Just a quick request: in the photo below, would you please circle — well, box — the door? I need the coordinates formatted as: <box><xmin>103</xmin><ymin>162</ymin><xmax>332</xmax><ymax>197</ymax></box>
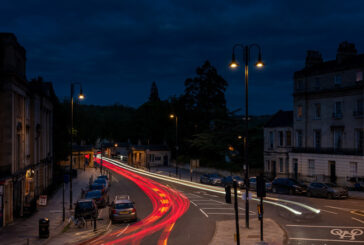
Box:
<box><xmin>293</xmin><ymin>161</ymin><xmax>298</xmax><ymax>180</ymax></box>
<box><xmin>163</xmin><ymin>155</ymin><xmax>168</xmax><ymax>166</ymax></box>
<box><xmin>272</xmin><ymin>161</ymin><xmax>276</xmax><ymax>178</ymax></box>
<box><xmin>329</xmin><ymin>161</ymin><xmax>336</xmax><ymax>183</ymax></box>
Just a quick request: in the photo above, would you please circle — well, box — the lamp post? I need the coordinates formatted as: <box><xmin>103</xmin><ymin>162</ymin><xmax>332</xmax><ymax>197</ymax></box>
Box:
<box><xmin>229</xmin><ymin>43</ymin><xmax>264</xmax><ymax>228</ymax></box>
<box><xmin>169</xmin><ymin>114</ymin><xmax>178</xmax><ymax>177</ymax></box>
<box><xmin>70</xmin><ymin>82</ymin><xmax>84</xmax><ymax>210</ymax></box>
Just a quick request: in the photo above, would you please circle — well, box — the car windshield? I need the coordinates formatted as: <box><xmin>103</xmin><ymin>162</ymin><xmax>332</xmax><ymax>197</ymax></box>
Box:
<box><xmin>233</xmin><ymin>176</ymin><xmax>243</xmax><ymax>181</ymax></box>
<box><xmin>115</xmin><ymin>203</ymin><xmax>134</xmax><ymax>209</ymax></box>
<box><xmin>98</xmin><ymin>175</ymin><xmax>108</xmax><ymax>180</ymax></box>
<box><xmin>86</xmin><ymin>191</ymin><xmax>101</xmax><ymax>198</ymax></box>
<box><xmin>95</xmin><ymin>179</ymin><xmax>106</xmax><ymax>184</ymax></box>
<box><xmin>91</xmin><ymin>184</ymin><xmax>104</xmax><ymax>190</ymax></box>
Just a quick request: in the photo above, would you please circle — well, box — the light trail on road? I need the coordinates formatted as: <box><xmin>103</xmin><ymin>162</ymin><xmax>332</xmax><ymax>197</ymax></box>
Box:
<box><xmin>80</xmin><ymin>158</ymin><xmax>190</xmax><ymax>245</ymax></box>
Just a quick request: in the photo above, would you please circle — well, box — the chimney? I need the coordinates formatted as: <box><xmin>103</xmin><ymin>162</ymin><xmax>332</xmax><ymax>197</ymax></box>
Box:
<box><xmin>336</xmin><ymin>41</ymin><xmax>357</xmax><ymax>64</ymax></box>
<box><xmin>305</xmin><ymin>50</ymin><xmax>323</xmax><ymax>68</ymax></box>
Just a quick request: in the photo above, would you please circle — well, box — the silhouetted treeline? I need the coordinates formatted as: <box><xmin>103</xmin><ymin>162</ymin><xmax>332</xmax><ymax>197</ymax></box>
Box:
<box><xmin>55</xmin><ymin>61</ymin><xmax>270</xmax><ymax>171</ymax></box>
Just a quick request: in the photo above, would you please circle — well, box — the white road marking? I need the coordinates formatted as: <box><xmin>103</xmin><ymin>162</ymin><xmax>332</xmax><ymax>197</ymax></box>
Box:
<box><xmin>202</xmin><ymin>208</ymin><xmax>235</xmax><ymax>209</ymax></box>
<box><xmin>286</xmin><ymin>224</ymin><xmax>364</xmax><ymax>229</ymax></box>
<box><xmin>199</xmin><ymin>208</ymin><xmax>209</xmax><ymax>218</ymax></box>
<box><xmin>325</xmin><ymin>205</ymin><xmax>352</xmax><ymax>211</ymax></box>
<box><xmin>289</xmin><ymin>238</ymin><xmax>364</xmax><ymax>243</ymax></box>
<box><xmin>116</xmin><ymin>224</ymin><xmax>130</xmax><ymax>237</ymax></box>
<box><xmin>190</xmin><ymin>201</ymin><xmax>198</xmax><ymax>207</ymax></box>
<box><xmin>203</xmin><ymin>193</ymin><xmax>219</xmax><ymax>198</ymax></box>
<box><xmin>206</xmin><ymin>213</ymin><xmax>245</xmax><ymax>215</ymax></box>
<box><xmin>320</xmin><ymin>209</ymin><xmax>338</xmax><ymax>215</ymax></box>
<box><xmin>352</xmin><ymin>217</ymin><xmax>364</xmax><ymax>224</ymax></box>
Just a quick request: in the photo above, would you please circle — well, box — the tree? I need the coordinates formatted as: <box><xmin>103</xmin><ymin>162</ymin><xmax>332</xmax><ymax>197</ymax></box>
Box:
<box><xmin>149</xmin><ymin>81</ymin><xmax>160</xmax><ymax>102</ymax></box>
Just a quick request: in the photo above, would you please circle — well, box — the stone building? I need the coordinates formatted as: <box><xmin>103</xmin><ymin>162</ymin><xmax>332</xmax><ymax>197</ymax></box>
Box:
<box><xmin>0</xmin><ymin>33</ymin><xmax>55</xmax><ymax>227</ymax></box>
<box><xmin>263</xmin><ymin>111</ymin><xmax>293</xmax><ymax>179</ymax></box>
<box><xmin>128</xmin><ymin>145</ymin><xmax>170</xmax><ymax>168</ymax></box>
<box><xmin>264</xmin><ymin>41</ymin><xmax>364</xmax><ymax>186</ymax></box>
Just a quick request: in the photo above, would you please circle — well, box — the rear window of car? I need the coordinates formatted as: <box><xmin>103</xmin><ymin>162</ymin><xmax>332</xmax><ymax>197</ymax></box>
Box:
<box><xmin>91</xmin><ymin>184</ymin><xmax>103</xmax><ymax>190</ymax></box>
<box><xmin>77</xmin><ymin>201</ymin><xmax>93</xmax><ymax>209</ymax></box>
<box><xmin>115</xmin><ymin>203</ymin><xmax>133</xmax><ymax>209</ymax></box>
<box><xmin>95</xmin><ymin>179</ymin><xmax>106</xmax><ymax>184</ymax></box>
<box><xmin>86</xmin><ymin>191</ymin><xmax>101</xmax><ymax>198</ymax></box>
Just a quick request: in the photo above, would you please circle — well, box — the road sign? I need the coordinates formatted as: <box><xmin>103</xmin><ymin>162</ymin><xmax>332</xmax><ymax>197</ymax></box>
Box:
<box><xmin>39</xmin><ymin>195</ymin><xmax>47</xmax><ymax>206</ymax></box>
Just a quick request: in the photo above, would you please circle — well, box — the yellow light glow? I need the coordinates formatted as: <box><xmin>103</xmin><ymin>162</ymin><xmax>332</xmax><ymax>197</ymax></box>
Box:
<box><xmin>229</xmin><ymin>62</ymin><xmax>239</xmax><ymax>68</ymax></box>
<box><xmin>237</xmin><ymin>135</ymin><xmax>242</xmax><ymax>139</ymax></box>
<box><xmin>256</xmin><ymin>61</ymin><xmax>264</xmax><ymax>68</ymax></box>
<box><xmin>169</xmin><ymin>114</ymin><xmax>175</xmax><ymax>119</ymax></box>
<box><xmin>78</xmin><ymin>93</ymin><xmax>85</xmax><ymax>100</ymax></box>
<box><xmin>114</xmin><ymin>143</ymin><xmax>118</xmax><ymax>147</ymax></box>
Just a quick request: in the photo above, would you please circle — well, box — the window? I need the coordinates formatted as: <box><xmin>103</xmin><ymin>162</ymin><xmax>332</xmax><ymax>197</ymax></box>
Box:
<box><xmin>314</xmin><ymin>103</ymin><xmax>321</xmax><ymax>119</ymax></box>
<box><xmin>356</xmin><ymin>71</ymin><xmax>363</xmax><ymax>82</ymax></box>
<box><xmin>266</xmin><ymin>160</ymin><xmax>270</xmax><ymax>171</ymax></box>
<box><xmin>349</xmin><ymin>162</ymin><xmax>358</xmax><ymax>177</ymax></box>
<box><xmin>333</xmin><ymin>101</ymin><xmax>342</xmax><ymax>118</ymax></box>
<box><xmin>297</xmin><ymin>105</ymin><xmax>303</xmax><ymax>120</ymax></box>
<box><xmin>296</xmin><ymin>79</ymin><xmax>303</xmax><ymax>90</ymax></box>
<box><xmin>285</xmin><ymin>158</ymin><xmax>289</xmax><ymax>173</ymax></box>
<box><xmin>355</xmin><ymin>99</ymin><xmax>364</xmax><ymax>116</ymax></box>
<box><xmin>286</xmin><ymin>131</ymin><xmax>292</xmax><ymax>146</ymax></box>
<box><xmin>355</xmin><ymin>129</ymin><xmax>364</xmax><ymax>151</ymax></box>
<box><xmin>269</xmin><ymin>131</ymin><xmax>274</xmax><ymax>148</ymax></box>
<box><xmin>296</xmin><ymin>130</ymin><xmax>303</xmax><ymax>147</ymax></box>
<box><xmin>314</xmin><ymin>130</ymin><xmax>321</xmax><ymax>149</ymax></box>
<box><xmin>334</xmin><ymin>75</ymin><xmax>342</xmax><ymax>85</ymax></box>
<box><xmin>279</xmin><ymin>158</ymin><xmax>283</xmax><ymax>173</ymax></box>
<box><xmin>308</xmin><ymin>160</ymin><xmax>315</xmax><ymax>176</ymax></box>
<box><xmin>279</xmin><ymin>131</ymin><xmax>283</xmax><ymax>146</ymax></box>
<box><xmin>333</xmin><ymin>128</ymin><xmax>343</xmax><ymax>150</ymax></box>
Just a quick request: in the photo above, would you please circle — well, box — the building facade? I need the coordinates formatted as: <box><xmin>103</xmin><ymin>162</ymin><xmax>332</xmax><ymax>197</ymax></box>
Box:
<box><xmin>128</xmin><ymin>145</ymin><xmax>170</xmax><ymax>168</ymax></box>
<box><xmin>264</xmin><ymin>41</ymin><xmax>364</xmax><ymax>186</ymax></box>
<box><xmin>0</xmin><ymin>33</ymin><xmax>55</xmax><ymax>227</ymax></box>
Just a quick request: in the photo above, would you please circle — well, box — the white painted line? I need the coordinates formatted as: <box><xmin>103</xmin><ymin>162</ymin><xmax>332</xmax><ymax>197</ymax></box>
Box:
<box><xmin>199</xmin><ymin>208</ymin><xmax>209</xmax><ymax>218</ymax></box>
<box><xmin>116</xmin><ymin>224</ymin><xmax>130</xmax><ymax>237</ymax></box>
<box><xmin>190</xmin><ymin>201</ymin><xmax>198</xmax><ymax>207</ymax></box>
<box><xmin>202</xmin><ymin>208</ymin><xmax>235</xmax><ymax>209</ymax></box>
<box><xmin>289</xmin><ymin>238</ymin><xmax>364</xmax><ymax>243</ymax></box>
<box><xmin>286</xmin><ymin>224</ymin><xmax>364</xmax><ymax>229</ymax></box>
<box><xmin>203</xmin><ymin>193</ymin><xmax>219</xmax><ymax>198</ymax></box>
<box><xmin>206</xmin><ymin>213</ymin><xmax>245</xmax><ymax>215</ymax></box>
<box><xmin>325</xmin><ymin>205</ymin><xmax>352</xmax><ymax>211</ymax></box>
<box><xmin>197</xmin><ymin>204</ymin><xmax>228</xmax><ymax>206</ymax></box>
<box><xmin>320</xmin><ymin>209</ymin><xmax>338</xmax><ymax>215</ymax></box>
<box><xmin>352</xmin><ymin>217</ymin><xmax>364</xmax><ymax>224</ymax></box>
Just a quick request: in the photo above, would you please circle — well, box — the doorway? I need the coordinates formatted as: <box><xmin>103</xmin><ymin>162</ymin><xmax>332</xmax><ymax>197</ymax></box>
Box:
<box><xmin>271</xmin><ymin>161</ymin><xmax>276</xmax><ymax>178</ymax></box>
<box><xmin>329</xmin><ymin>161</ymin><xmax>336</xmax><ymax>183</ymax></box>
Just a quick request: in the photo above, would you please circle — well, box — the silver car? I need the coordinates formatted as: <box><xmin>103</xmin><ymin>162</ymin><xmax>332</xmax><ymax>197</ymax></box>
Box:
<box><xmin>109</xmin><ymin>196</ymin><xmax>137</xmax><ymax>223</ymax></box>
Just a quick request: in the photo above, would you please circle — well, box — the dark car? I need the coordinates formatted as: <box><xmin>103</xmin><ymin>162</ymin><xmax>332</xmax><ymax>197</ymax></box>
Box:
<box><xmin>222</xmin><ymin>176</ymin><xmax>244</xmax><ymax>188</ymax></box>
<box><xmin>94</xmin><ymin>178</ymin><xmax>109</xmax><ymax>190</ymax></box>
<box><xmin>249</xmin><ymin>177</ymin><xmax>272</xmax><ymax>192</ymax></box>
<box><xmin>97</xmin><ymin>175</ymin><xmax>109</xmax><ymax>181</ymax></box>
<box><xmin>90</xmin><ymin>183</ymin><xmax>106</xmax><ymax>193</ymax></box>
<box><xmin>271</xmin><ymin>178</ymin><xmax>307</xmax><ymax>195</ymax></box>
<box><xmin>307</xmin><ymin>182</ymin><xmax>348</xmax><ymax>199</ymax></box>
<box><xmin>200</xmin><ymin>174</ymin><xmax>223</xmax><ymax>186</ymax></box>
<box><xmin>85</xmin><ymin>190</ymin><xmax>108</xmax><ymax>208</ymax></box>
<box><xmin>75</xmin><ymin>199</ymin><xmax>98</xmax><ymax>219</ymax></box>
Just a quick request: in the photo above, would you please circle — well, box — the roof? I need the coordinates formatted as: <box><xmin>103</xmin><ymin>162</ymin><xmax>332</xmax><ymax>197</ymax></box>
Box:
<box><xmin>264</xmin><ymin>110</ymin><xmax>293</xmax><ymax>128</ymax></box>
<box><xmin>294</xmin><ymin>53</ymin><xmax>364</xmax><ymax>79</ymax></box>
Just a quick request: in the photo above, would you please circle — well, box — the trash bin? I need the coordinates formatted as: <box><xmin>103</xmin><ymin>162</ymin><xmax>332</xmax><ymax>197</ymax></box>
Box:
<box><xmin>39</xmin><ymin>218</ymin><xmax>49</xmax><ymax>238</ymax></box>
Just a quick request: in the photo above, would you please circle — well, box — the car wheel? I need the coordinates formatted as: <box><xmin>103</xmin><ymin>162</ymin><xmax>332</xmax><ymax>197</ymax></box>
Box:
<box><xmin>272</xmin><ymin>187</ymin><xmax>277</xmax><ymax>193</ymax></box>
<box><xmin>327</xmin><ymin>193</ymin><xmax>333</xmax><ymax>199</ymax></box>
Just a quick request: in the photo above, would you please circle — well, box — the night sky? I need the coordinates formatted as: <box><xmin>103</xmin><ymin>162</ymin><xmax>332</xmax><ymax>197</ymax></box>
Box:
<box><xmin>1</xmin><ymin>1</ymin><xmax>364</xmax><ymax>115</ymax></box>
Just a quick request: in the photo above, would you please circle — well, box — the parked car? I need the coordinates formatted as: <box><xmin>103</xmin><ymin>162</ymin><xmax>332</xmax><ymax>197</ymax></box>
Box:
<box><xmin>249</xmin><ymin>177</ymin><xmax>272</xmax><ymax>192</ymax></box>
<box><xmin>75</xmin><ymin>199</ymin><xmax>98</xmax><ymax>219</ymax></box>
<box><xmin>271</xmin><ymin>178</ymin><xmax>307</xmax><ymax>195</ymax></box>
<box><xmin>221</xmin><ymin>176</ymin><xmax>244</xmax><ymax>188</ymax></box>
<box><xmin>109</xmin><ymin>195</ymin><xmax>137</xmax><ymax>223</ymax></box>
<box><xmin>347</xmin><ymin>177</ymin><xmax>364</xmax><ymax>191</ymax></box>
<box><xmin>307</xmin><ymin>182</ymin><xmax>348</xmax><ymax>199</ymax></box>
<box><xmin>97</xmin><ymin>175</ymin><xmax>109</xmax><ymax>180</ymax></box>
<box><xmin>94</xmin><ymin>178</ymin><xmax>109</xmax><ymax>189</ymax></box>
<box><xmin>200</xmin><ymin>174</ymin><xmax>224</xmax><ymax>185</ymax></box>
<box><xmin>90</xmin><ymin>183</ymin><xmax>106</xmax><ymax>194</ymax></box>
<box><xmin>85</xmin><ymin>190</ymin><xmax>108</xmax><ymax>208</ymax></box>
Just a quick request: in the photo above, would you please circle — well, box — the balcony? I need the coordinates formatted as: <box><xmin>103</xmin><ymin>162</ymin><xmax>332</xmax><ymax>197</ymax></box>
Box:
<box><xmin>353</xmin><ymin>110</ymin><xmax>364</xmax><ymax>118</ymax></box>
<box><xmin>332</xmin><ymin>112</ymin><xmax>343</xmax><ymax>119</ymax></box>
<box><xmin>292</xmin><ymin>147</ymin><xmax>364</xmax><ymax>156</ymax></box>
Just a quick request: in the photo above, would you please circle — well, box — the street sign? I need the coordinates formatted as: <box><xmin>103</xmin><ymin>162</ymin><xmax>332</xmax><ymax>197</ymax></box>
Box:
<box><xmin>39</xmin><ymin>195</ymin><xmax>47</xmax><ymax>206</ymax></box>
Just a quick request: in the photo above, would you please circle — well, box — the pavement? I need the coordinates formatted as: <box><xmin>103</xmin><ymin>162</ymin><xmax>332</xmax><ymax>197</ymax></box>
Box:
<box><xmin>0</xmin><ymin>167</ymin><xmax>100</xmax><ymax>245</ymax></box>
<box><xmin>209</xmin><ymin>218</ymin><xmax>286</xmax><ymax>245</ymax></box>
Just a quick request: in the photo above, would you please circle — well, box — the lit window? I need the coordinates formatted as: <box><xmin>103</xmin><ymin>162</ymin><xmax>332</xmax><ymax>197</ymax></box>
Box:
<box><xmin>297</xmin><ymin>105</ymin><xmax>303</xmax><ymax>120</ymax></box>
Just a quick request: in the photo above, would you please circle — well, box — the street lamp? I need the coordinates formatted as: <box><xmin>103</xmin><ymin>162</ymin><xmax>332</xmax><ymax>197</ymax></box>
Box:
<box><xmin>69</xmin><ymin>82</ymin><xmax>84</xmax><ymax>210</ymax></box>
<box><xmin>169</xmin><ymin>114</ymin><xmax>178</xmax><ymax>177</ymax></box>
<box><xmin>229</xmin><ymin>43</ymin><xmax>264</xmax><ymax>228</ymax></box>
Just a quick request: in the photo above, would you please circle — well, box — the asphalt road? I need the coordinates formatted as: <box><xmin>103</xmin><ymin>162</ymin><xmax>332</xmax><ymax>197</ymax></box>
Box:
<box><xmin>89</xmin><ymin>158</ymin><xmax>364</xmax><ymax>245</ymax></box>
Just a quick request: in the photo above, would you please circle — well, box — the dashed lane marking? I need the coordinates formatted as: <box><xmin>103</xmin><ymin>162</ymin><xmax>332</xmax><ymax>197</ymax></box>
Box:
<box><xmin>352</xmin><ymin>217</ymin><xmax>364</xmax><ymax>224</ymax></box>
<box><xmin>199</xmin><ymin>208</ymin><xmax>209</xmax><ymax>218</ymax></box>
<box><xmin>325</xmin><ymin>206</ymin><xmax>352</xmax><ymax>211</ymax></box>
<box><xmin>320</xmin><ymin>209</ymin><xmax>339</xmax><ymax>215</ymax></box>
<box><xmin>190</xmin><ymin>201</ymin><xmax>198</xmax><ymax>207</ymax></box>
<box><xmin>116</xmin><ymin>224</ymin><xmax>130</xmax><ymax>237</ymax></box>
<box><xmin>206</xmin><ymin>213</ymin><xmax>245</xmax><ymax>215</ymax></box>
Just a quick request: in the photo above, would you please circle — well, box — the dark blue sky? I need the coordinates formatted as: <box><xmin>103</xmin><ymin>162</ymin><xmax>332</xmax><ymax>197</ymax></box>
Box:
<box><xmin>1</xmin><ymin>1</ymin><xmax>364</xmax><ymax>115</ymax></box>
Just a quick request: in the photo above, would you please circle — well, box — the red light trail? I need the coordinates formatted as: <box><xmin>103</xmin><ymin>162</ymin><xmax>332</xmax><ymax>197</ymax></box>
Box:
<box><xmin>80</xmin><ymin>158</ymin><xmax>190</xmax><ymax>245</ymax></box>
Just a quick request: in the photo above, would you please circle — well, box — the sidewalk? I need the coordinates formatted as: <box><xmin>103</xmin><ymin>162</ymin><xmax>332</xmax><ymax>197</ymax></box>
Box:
<box><xmin>209</xmin><ymin>218</ymin><xmax>286</xmax><ymax>245</ymax></box>
<box><xmin>349</xmin><ymin>191</ymin><xmax>364</xmax><ymax>200</ymax></box>
<box><xmin>0</xmin><ymin>168</ymin><xmax>98</xmax><ymax>245</ymax></box>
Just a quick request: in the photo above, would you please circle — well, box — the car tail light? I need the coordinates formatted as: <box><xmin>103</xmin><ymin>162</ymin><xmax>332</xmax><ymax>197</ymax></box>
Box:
<box><xmin>112</xmin><ymin>209</ymin><xmax>117</xmax><ymax>214</ymax></box>
<box><xmin>130</xmin><ymin>208</ymin><xmax>136</xmax><ymax>214</ymax></box>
